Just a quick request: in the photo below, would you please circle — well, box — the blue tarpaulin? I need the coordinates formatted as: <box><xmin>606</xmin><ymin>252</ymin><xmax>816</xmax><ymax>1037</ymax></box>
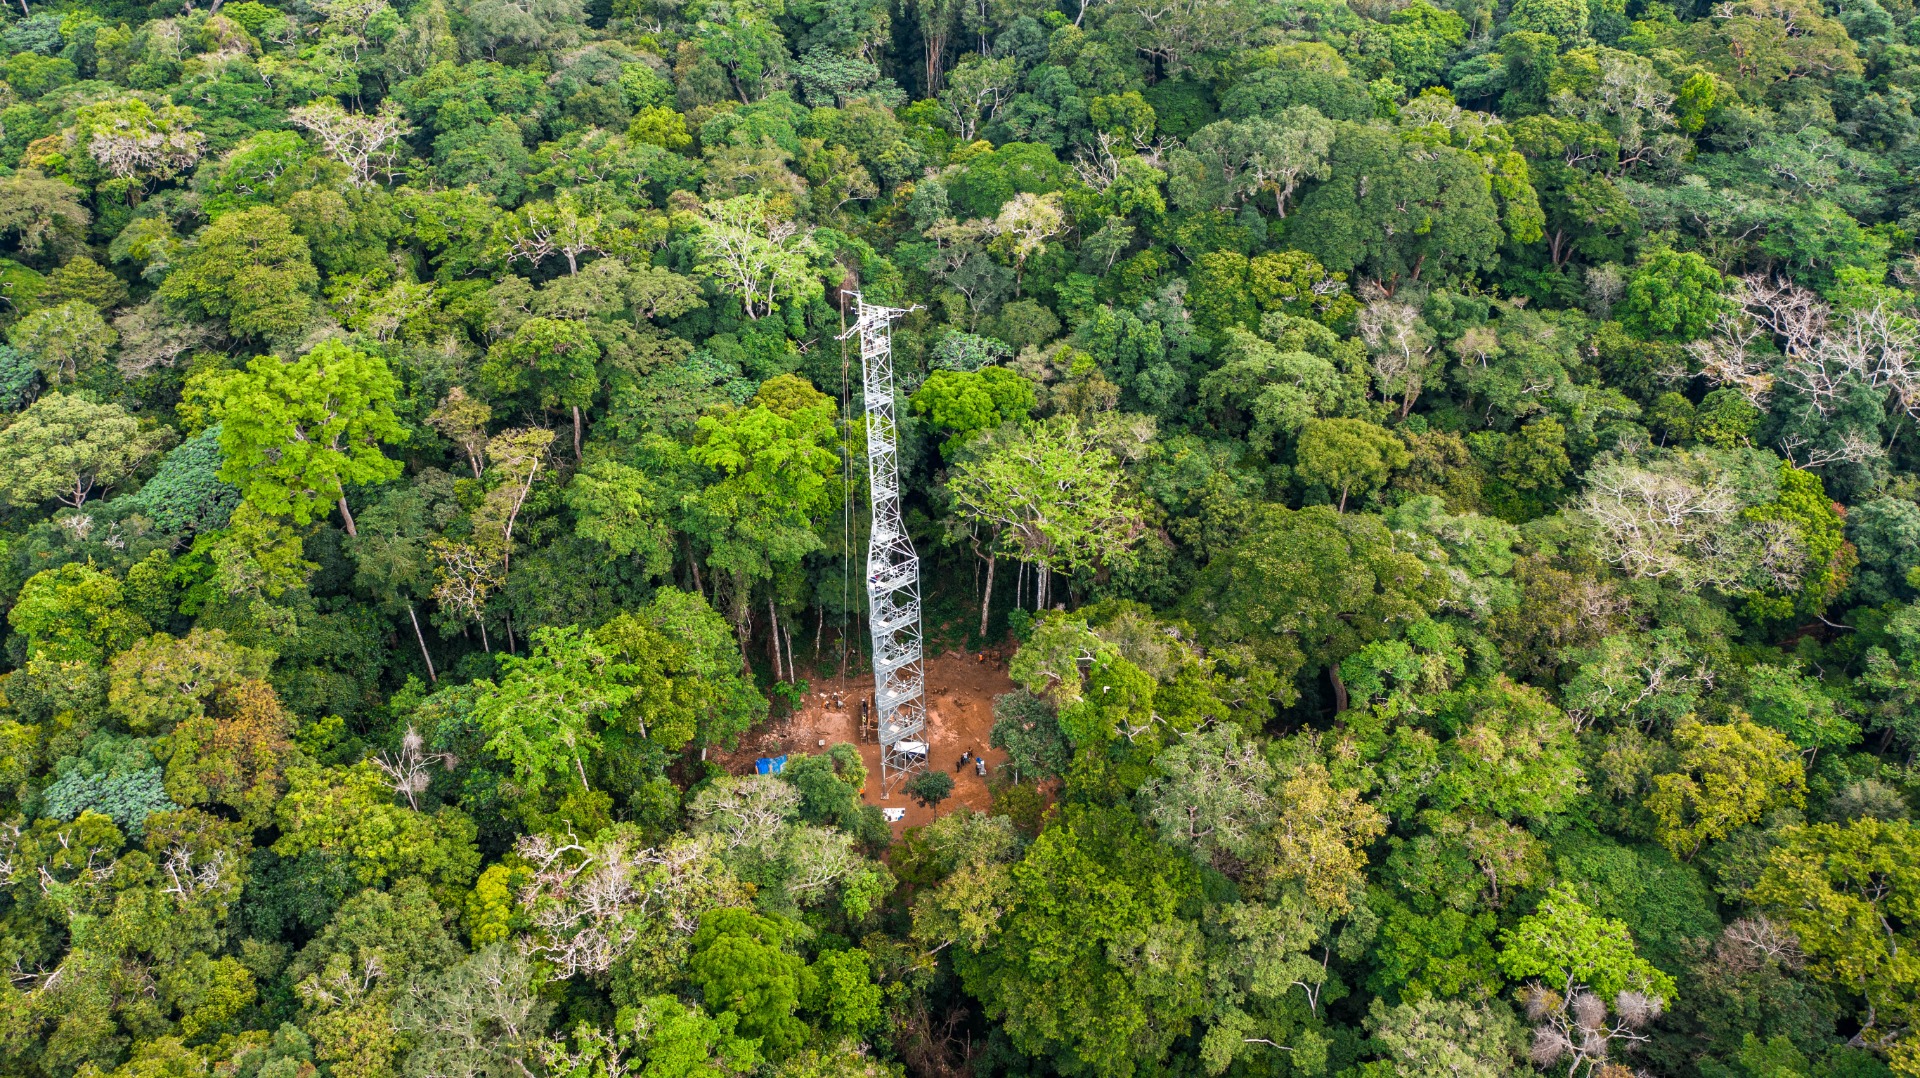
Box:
<box><xmin>756</xmin><ymin>755</ymin><xmax>788</xmax><ymax>775</ymax></box>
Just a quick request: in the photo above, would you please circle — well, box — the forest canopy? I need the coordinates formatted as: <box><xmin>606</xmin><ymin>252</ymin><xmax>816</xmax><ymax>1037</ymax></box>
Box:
<box><xmin>1</xmin><ymin>0</ymin><xmax>1920</xmax><ymax>1077</ymax></box>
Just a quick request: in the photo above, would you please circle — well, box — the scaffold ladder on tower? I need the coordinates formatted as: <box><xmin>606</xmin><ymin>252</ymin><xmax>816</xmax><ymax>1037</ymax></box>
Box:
<box><xmin>839</xmin><ymin>294</ymin><xmax>925</xmax><ymax>793</ymax></box>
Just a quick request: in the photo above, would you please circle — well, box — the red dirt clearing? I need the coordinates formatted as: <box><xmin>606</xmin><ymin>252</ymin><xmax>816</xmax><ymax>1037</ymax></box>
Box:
<box><xmin>715</xmin><ymin>649</ymin><xmax>1017</xmax><ymax>835</ymax></box>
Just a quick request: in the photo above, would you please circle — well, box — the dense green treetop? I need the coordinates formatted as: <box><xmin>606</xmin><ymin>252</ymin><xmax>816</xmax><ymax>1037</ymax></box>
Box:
<box><xmin>0</xmin><ymin>1</ymin><xmax>1918</xmax><ymax>1077</ymax></box>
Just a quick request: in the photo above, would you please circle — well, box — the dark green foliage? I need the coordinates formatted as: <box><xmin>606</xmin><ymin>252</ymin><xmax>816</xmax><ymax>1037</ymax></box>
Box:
<box><xmin>1547</xmin><ymin>832</ymin><xmax>1722</xmax><ymax>974</ymax></box>
<box><xmin>124</xmin><ymin>426</ymin><xmax>242</xmax><ymax>537</ymax></box>
<box><xmin>1220</xmin><ymin>66</ymin><xmax>1373</xmax><ymax>123</ymax></box>
<box><xmin>0</xmin><ymin>2</ymin><xmax>1912</xmax><ymax>1076</ymax></box>
<box><xmin>1140</xmin><ymin>79</ymin><xmax>1217</xmax><ymax>140</ymax></box>
<box><xmin>234</xmin><ymin>847</ymin><xmax>361</xmax><ymax>942</ymax></box>
<box><xmin>780</xmin><ymin>746</ymin><xmax>889</xmax><ymax>846</ymax></box>
<box><xmin>688</xmin><ymin>908</ymin><xmax>813</xmax><ymax>1058</ymax></box>
<box><xmin>0</xmin><ymin>343</ymin><xmax>36</xmax><ymax>411</ymax></box>
<box><xmin>1290</xmin><ymin>122</ymin><xmax>1504</xmax><ymax>283</ymax></box>
<box><xmin>1848</xmin><ymin>497</ymin><xmax>1920</xmax><ymax>606</ymax></box>
<box><xmin>989</xmin><ymin>689</ymin><xmax>1069</xmax><ymax>784</ymax></box>
<box><xmin>2</xmin><ymin>15</ymin><xmax>63</xmax><ymax>57</ymax></box>
<box><xmin>947</xmin><ymin>142</ymin><xmax>1070</xmax><ymax>219</ymax></box>
<box><xmin>39</xmin><ymin>755</ymin><xmax>176</xmax><ymax>836</ymax></box>
<box><xmin>905</xmin><ymin>769</ymin><xmax>954</xmax><ymax>808</ymax></box>
<box><xmin>1618</xmin><ymin>249</ymin><xmax>1728</xmax><ymax>342</ymax></box>
<box><xmin>1189</xmin><ymin>504</ymin><xmax>1449</xmax><ymax>695</ymax></box>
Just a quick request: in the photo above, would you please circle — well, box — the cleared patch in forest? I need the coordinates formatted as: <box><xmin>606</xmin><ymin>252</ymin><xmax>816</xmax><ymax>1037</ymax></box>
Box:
<box><xmin>717</xmin><ymin>649</ymin><xmax>1017</xmax><ymax>833</ymax></box>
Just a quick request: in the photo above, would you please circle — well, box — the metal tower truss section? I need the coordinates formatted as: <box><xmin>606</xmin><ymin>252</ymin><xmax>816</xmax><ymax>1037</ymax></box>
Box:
<box><xmin>839</xmin><ymin>294</ymin><xmax>926</xmax><ymax>792</ymax></box>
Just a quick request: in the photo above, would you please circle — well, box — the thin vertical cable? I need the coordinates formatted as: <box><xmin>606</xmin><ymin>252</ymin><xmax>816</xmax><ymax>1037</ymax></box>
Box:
<box><xmin>840</xmin><ymin>295</ymin><xmax>852</xmax><ymax>679</ymax></box>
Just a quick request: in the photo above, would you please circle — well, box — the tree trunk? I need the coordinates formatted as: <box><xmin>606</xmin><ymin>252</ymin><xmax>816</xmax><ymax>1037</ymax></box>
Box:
<box><xmin>1329</xmin><ymin>665</ymin><xmax>1349</xmax><ymax>714</ymax></box>
<box><xmin>407</xmin><ymin>603</ymin><xmax>438</xmax><ymax>683</ymax></box>
<box><xmin>980</xmin><ymin>554</ymin><xmax>997</xmax><ymax>638</ymax></box>
<box><xmin>783</xmin><ymin>617</ymin><xmax>797</xmax><ymax>683</ymax></box>
<box><xmin>1337</xmin><ymin>485</ymin><xmax>1349</xmax><ymax>513</ymax></box>
<box><xmin>769</xmin><ymin>596</ymin><xmax>784</xmax><ymax>681</ymax></box>
<box><xmin>339</xmin><ymin>495</ymin><xmax>359</xmax><ymax>537</ymax></box>
<box><xmin>478</xmin><ymin>618</ymin><xmax>491</xmax><ymax>653</ymax></box>
<box><xmin>572</xmin><ymin>405</ymin><xmax>584</xmax><ymax>461</ymax></box>
<box><xmin>685</xmin><ymin>538</ymin><xmax>705</xmax><ymax>597</ymax></box>
<box><xmin>925</xmin><ymin>34</ymin><xmax>945</xmax><ymax>94</ymax></box>
<box><xmin>729</xmin><ymin>579</ymin><xmax>752</xmax><ymax>670</ymax></box>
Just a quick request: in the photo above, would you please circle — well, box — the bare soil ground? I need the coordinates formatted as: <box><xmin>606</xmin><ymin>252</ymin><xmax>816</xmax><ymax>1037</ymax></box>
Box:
<box><xmin>715</xmin><ymin>648</ymin><xmax>1017</xmax><ymax>835</ymax></box>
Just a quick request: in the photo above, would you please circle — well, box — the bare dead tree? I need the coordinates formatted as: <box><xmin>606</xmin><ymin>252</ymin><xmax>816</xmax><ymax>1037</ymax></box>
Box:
<box><xmin>1687</xmin><ymin>309</ymin><xmax>1774</xmax><ymax>406</ymax></box>
<box><xmin>288</xmin><ymin>98</ymin><xmax>413</xmax><ymax>187</ymax></box>
<box><xmin>1522</xmin><ymin>984</ymin><xmax>1664</xmax><ymax>1078</ymax></box>
<box><xmin>1714</xmin><ymin>916</ymin><xmax>1806</xmax><ymax>973</ymax></box>
<box><xmin>896</xmin><ymin>993</ymin><xmax>981</xmax><ymax>1078</ymax></box>
<box><xmin>1577</xmin><ymin>461</ymin><xmax>1743</xmax><ymax>585</ymax></box>
<box><xmin>1358</xmin><ymin>300</ymin><xmax>1436</xmax><ymax>419</ymax></box>
<box><xmin>1778</xmin><ymin>430</ymin><xmax>1887</xmax><ymax>469</ymax></box>
<box><xmin>159</xmin><ymin>845</ymin><xmax>231</xmax><ymax>905</ymax></box>
<box><xmin>297</xmin><ymin>954</ymin><xmax>386</xmax><ymax>1012</ymax></box>
<box><xmin>1704</xmin><ymin>276</ymin><xmax>1920</xmax><ymax>428</ymax></box>
<box><xmin>373</xmin><ymin>726</ymin><xmax>458</xmax><ymax>810</ymax></box>
<box><xmin>686</xmin><ymin>774</ymin><xmax>802</xmax><ymax>852</ymax></box>
<box><xmin>514</xmin><ymin>832</ymin><xmax>745</xmax><ymax>979</ymax></box>
<box><xmin>1072</xmin><ymin>130</ymin><xmax>1172</xmax><ymax>191</ymax></box>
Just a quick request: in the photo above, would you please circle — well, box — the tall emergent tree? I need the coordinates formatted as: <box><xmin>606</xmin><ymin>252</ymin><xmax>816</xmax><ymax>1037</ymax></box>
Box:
<box><xmin>947</xmin><ymin>415</ymin><xmax>1148</xmax><ymax>632</ymax></box>
<box><xmin>203</xmin><ymin>341</ymin><xmax>405</xmax><ymax>536</ymax></box>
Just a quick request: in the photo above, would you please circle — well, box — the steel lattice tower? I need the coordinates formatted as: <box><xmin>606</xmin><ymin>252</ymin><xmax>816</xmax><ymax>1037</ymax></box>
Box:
<box><xmin>840</xmin><ymin>295</ymin><xmax>926</xmax><ymax>791</ymax></box>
